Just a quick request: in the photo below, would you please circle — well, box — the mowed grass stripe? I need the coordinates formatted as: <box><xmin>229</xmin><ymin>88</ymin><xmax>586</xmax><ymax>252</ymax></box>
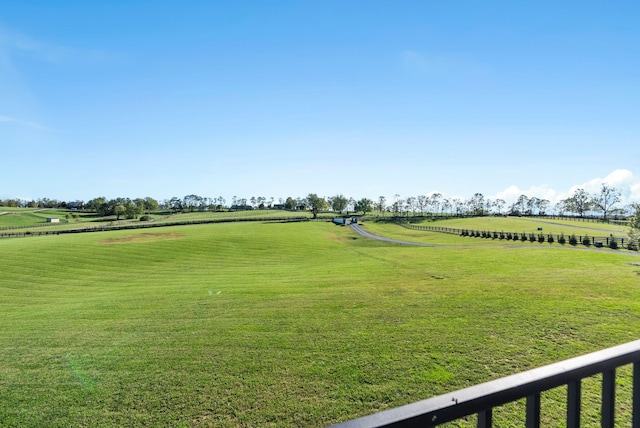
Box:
<box><xmin>2</xmin><ymin>221</ymin><xmax>640</xmax><ymax>426</ymax></box>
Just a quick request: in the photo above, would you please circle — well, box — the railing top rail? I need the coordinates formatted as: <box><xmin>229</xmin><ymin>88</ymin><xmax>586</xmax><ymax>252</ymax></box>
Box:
<box><xmin>331</xmin><ymin>339</ymin><xmax>640</xmax><ymax>428</ymax></box>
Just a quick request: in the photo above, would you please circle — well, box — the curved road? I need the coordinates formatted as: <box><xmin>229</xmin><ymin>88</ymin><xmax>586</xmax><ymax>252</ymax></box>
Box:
<box><xmin>349</xmin><ymin>223</ymin><xmax>436</xmax><ymax>246</ymax></box>
<box><xmin>349</xmin><ymin>223</ymin><xmax>640</xmax><ymax>257</ymax></box>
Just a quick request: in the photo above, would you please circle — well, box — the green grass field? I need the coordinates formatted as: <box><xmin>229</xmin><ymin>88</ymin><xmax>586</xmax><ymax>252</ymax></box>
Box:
<box><xmin>0</xmin><ymin>208</ymin><xmax>314</xmax><ymax>233</ymax></box>
<box><xmin>416</xmin><ymin>216</ymin><xmax>628</xmax><ymax>236</ymax></box>
<box><xmin>2</xmin><ymin>220</ymin><xmax>640</xmax><ymax>426</ymax></box>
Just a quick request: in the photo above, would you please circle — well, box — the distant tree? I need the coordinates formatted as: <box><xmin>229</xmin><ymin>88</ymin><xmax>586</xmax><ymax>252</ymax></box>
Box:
<box><xmin>428</xmin><ymin>193</ymin><xmax>442</xmax><ymax>216</ymax></box>
<box><xmin>216</xmin><ymin>196</ymin><xmax>226</xmax><ymax>210</ymax></box>
<box><xmin>305</xmin><ymin>193</ymin><xmax>326</xmax><ymax>219</ymax></box>
<box><xmin>469</xmin><ymin>193</ymin><xmax>485</xmax><ymax>215</ymax></box>
<box><xmin>591</xmin><ymin>183</ymin><xmax>621</xmax><ymax>222</ymax></box>
<box><xmin>329</xmin><ymin>194</ymin><xmax>348</xmax><ymax>213</ymax></box>
<box><xmin>377</xmin><ymin>196</ymin><xmax>386</xmax><ymax>216</ymax></box>
<box><xmin>86</xmin><ymin>197</ymin><xmax>107</xmax><ymax>213</ymax></box>
<box><xmin>452</xmin><ymin>198</ymin><xmax>463</xmax><ymax>216</ymax></box>
<box><xmin>285</xmin><ymin>197</ymin><xmax>296</xmax><ymax>210</ymax></box>
<box><xmin>143</xmin><ymin>197</ymin><xmax>159</xmax><ymax>214</ymax></box>
<box><xmin>347</xmin><ymin>197</ymin><xmax>355</xmax><ymax>214</ymax></box>
<box><xmin>537</xmin><ymin>198</ymin><xmax>550</xmax><ymax>215</ymax></box>
<box><xmin>416</xmin><ymin>195</ymin><xmax>427</xmax><ymax>215</ymax></box>
<box><xmin>628</xmin><ymin>203</ymin><xmax>640</xmax><ymax>249</ymax></box>
<box><xmin>563</xmin><ymin>189</ymin><xmax>591</xmax><ymax>217</ymax></box>
<box><xmin>354</xmin><ymin>198</ymin><xmax>373</xmax><ymax>214</ymax></box>
<box><xmin>405</xmin><ymin>196</ymin><xmax>417</xmax><ymax>216</ymax></box>
<box><xmin>169</xmin><ymin>197</ymin><xmax>183</xmax><ymax>213</ymax></box>
<box><xmin>510</xmin><ymin>194</ymin><xmax>528</xmax><ymax>215</ymax></box>
<box><xmin>441</xmin><ymin>198</ymin><xmax>452</xmax><ymax>216</ymax></box>
<box><xmin>494</xmin><ymin>199</ymin><xmax>506</xmax><ymax>215</ymax></box>
<box><xmin>114</xmin><ymin>203</ymin><xmax>126</xmax><ymax>220</ymax></box>
<box><xmin>183</xmin><ymin>194</ymin><xmax>202</xmax><ymax>212</ymax></box>
<box><xmin>484</xmin><ymin>199</ymin><xmax>493</xmax><ymax>215</ymax></box>
<box><xmin>526</xmin><ymin>197</ymin><xmax>538</xmax><ymax>215</ymax></box>
<box><xmin>123</xmin><ymin>199</ymin><xmax>137</xmax><ymax>219</ymax></box>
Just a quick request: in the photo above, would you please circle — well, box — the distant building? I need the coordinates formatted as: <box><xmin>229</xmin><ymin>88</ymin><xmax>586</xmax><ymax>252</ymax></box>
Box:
<box><xmin>67</xmin><ymin>201</ymin><xmax>84</xmax><ymax>210</ymax></box>
<box><xmin>46</xmin><ymin>218</ymin><xmax>60</xmax><ymax>223</ymax></box>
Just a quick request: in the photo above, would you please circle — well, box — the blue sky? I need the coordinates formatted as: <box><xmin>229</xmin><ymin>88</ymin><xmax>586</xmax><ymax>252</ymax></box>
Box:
<box><xmin>2</xmin><ymin>1</ymin><xmax>640</xmax><ymax>205</ymax></box>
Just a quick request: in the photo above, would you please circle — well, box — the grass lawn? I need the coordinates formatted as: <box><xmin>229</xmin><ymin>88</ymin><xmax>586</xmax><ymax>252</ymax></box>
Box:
<box><xmin>2</xmin><ymin>221</ymin><xmax>640</xmax><ymax>426</ymax></box>
<box><xmin>0</xmin><ymin>208</ymin><xmax>313</xmax><ymax>234</ymax></box>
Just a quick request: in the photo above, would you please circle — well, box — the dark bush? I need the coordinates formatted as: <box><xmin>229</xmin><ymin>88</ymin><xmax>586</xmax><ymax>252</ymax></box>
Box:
<box><xmin>609</xmin><ymin>235</ymin><xmax>618</xmax><ymax>249</ymax></box>
<box><xmin>569</xmin><ymin>234</ymin><xmax>578</xmax><ymax>245</ymax></box>
<box><xmin>547</xmin><ymin>235</ymin><xmax>554</xmax><ymax>243</ymax></box>
<box><xmin>538</xmin><ymin>234</ymin><xmax>545</xmax><ymax>243</ymax></box>
<box><xmin>529</xmin><ymin>233</ymin><xmax>536</xmax><ymax>242</ymax></box>
<box><xmin>582</xmin><ymin>237</ymin><xmax>591</xmax><ymax>246</ymax></box>
<box><xmin>558</xmin><ymin>233</ymin><xmax>566</xmax><ymax>244</ymax></box>
<box><xmin>500</xmin><ymin>231</ymin><xmax>505</xmax><ymax>240</ymax></box>
<box><xmin>140</xmin><ymin>215</ymin><xmax>151</xmax><ymax>221</ymax></box>
<box><xmin>520</xmin><ymin>233</ymin><xmax>527</xmax><ymax>242</ymax></box>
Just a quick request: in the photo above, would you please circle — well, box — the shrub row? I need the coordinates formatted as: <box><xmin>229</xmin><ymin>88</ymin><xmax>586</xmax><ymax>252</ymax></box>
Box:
<box><xmin>459</xmin><ymin>229</ymin><xmax>622</xmax><ymax>248</ymax></box>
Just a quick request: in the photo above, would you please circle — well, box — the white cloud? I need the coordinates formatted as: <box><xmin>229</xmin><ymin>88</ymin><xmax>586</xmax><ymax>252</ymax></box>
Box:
<box><xmin>493</xmin><ymin>184</ymin><xmax>560</xmax><ymax>204</ymax></box>
<box><xmin>569</xmin><ymin>169</ymin><xmax>639</xmax><ymax>204</ymax></box>
<box><xmin>491</xmin><ymin>169</ymin><xmax>640</xmax><ymax>207</ymax></box>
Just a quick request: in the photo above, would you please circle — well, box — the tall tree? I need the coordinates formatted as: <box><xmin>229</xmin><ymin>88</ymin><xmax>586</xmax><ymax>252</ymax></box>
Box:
<box><xmin>416</xmin><ymin>195</ymin><xmax>427</xmax><ymax>215</ymax></box>
<box><xmin>285</xmin><ymin>196</ymin><xmax>296</xmax><ymax>210</ymax></box>
<box><xmin>591</xmin><ymin>183</ymin><xmax>621</xmax><ymax>222</ymax></box>
<box><xmin>536</xmin><ymin>198</ymin><xmax>550</xmax><ymax>215</ymax></box>
<box><xmin>329</xmin><ymin>194</ymin><xmax>348</xmax><ymax>213</ymax></box>
<box><xmin>628</xmin><ymin>203</ymin><xmax>640</xmax><ymax>250</ymax></box>
<box><xmin>428</xmin><ymin>193</ymin><xmax>442</xmax><ymax>216</ymax></box>
<box><xmin>469</xmin><ymin>193</ymin><xmax>485</xmax><ymax>215</ymax></box>
<box><xmin>305</xmin><ymin>193</ymin><xmax>326</xmax><ymax>219</ymax></box>
<box><xmin>563</xmin><ymin>189</ymin><xmax>591</xmax><ymax>217</ymax></box>
<box><xmin>354</xmin><ymin>198</ymin><xmax>373</xmax><ymax>214</ymax></box>
<box><xmin>144</xmin><ymin>196</ymin><xmax>159</xmax><ymax>214</ymax></box>
<box><xmin>169</xmin><ymin>197</ymin><xmax>183</xmax><ymax>213</ymax></box>
<box><xmin>377</xmin><ymin>196</ymin><xmax>386</xmax><ymax>215</ymax></box>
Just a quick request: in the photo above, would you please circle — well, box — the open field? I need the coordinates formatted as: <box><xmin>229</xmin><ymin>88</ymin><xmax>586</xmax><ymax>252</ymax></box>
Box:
<box><xmin>0</xmin><ymin>208</ymin><xmax>315</xmax><ymax>234</ymax></box>
<box><xmin>2</xmin><ymin>221</ymin><xmax>640</xmax><ymax>426</ymax></box>
<box><xmin>0</xmin><ymin>209</ymin><xmax>73</xmax><ymax>228</ymax></box>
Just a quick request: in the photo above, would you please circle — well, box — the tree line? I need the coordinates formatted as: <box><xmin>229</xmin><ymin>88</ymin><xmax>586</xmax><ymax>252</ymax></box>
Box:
<box><xmin>0</xmin><ymin>183</ymin><xmax>632</xmax><ymax>221</ymax></box>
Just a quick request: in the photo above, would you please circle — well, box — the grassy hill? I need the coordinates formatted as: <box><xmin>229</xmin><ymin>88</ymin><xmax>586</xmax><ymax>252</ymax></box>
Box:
<box><xmin>2</xmin><ymin>221</ymin><xmax>640</xmax><ymax>426</ymax></box>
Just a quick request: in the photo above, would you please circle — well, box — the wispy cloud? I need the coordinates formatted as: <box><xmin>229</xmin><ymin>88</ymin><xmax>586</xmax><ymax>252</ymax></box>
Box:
<box><xmin>0</xmin><ymin>23</ymin><xmax>74</xmax><ymax>63</ymax></box>
<box><xmin>0</xmin><ymin>115</ymin><xmax>45</xmax><ymax>129</ymax></box>
<box><xmin>399</xmin><ymin>49</ymin><xmax>491</xmax><ymax>82</ymax></box>
<box><xmin>0</xmin><ymin>22</ymin><xmax>109</xmax><ymax>65</ymax></box>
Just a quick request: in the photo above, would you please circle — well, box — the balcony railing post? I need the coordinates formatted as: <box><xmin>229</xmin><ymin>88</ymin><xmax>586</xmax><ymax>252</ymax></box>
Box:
<box><xmin>602</xmin><ymin>369</ymin><xmax>616</xmax><ymax>428</ymax></box>
<box><xmin>567</xmin><ymin>380</ymin><xmax>581</xmax><ymax>428</ymax></box>
<box><xmin>477</xmin><ymin>409</ymin><xmax>492</xmax><ymax>428</ymax></box>
<box><xmin>526</xmin><ymin>394</ymin><xmax>540</xmax><ymax>428</ymax></box>
<box><xmin>633</xmin><ymin>362</ymin><xmax>640</xmax><ymax>427</ymax></box>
